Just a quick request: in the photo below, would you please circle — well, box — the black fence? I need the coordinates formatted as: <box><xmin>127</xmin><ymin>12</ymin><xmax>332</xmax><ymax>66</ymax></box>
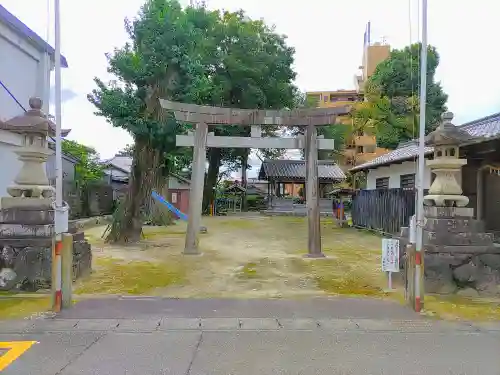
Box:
<box><xmin>351</xmin><ymin>188</ymin><xmax>427</xmax><ymax>234</ymax></box>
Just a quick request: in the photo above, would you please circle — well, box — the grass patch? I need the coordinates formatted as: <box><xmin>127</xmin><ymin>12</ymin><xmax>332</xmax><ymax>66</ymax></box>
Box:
<box><xmin>292</xmin><ymin>242</ymin><xmax>388</xmax><ymax>297</ymax></box>
<box><xmin>217</xmin><ymin>219</ymin><xmax>259</xmax><ymax>229</ymax></box>
<box><xmin>237</xmin><ymin>262</ymin><xmax>259</xmax><ymax>279</ymax></box>
<box><xmin>423</xmin><ymin>295</ymin><xmax>500</xmax><ymax>321</ymax></box>
<box><xmin>0</xmin><ymin>297</ymin><xmax>51</xmax><ymax>320</ymax></box>
<box><xmin>75</xmin><ymin>257</ymin><xmax>186</xmax><ymax>295</ymax></box>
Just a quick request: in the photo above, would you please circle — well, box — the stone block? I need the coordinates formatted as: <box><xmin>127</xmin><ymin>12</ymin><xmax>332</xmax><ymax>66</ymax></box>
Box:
<box><xmin>0</xmin><ymin>197</ymin><xmax>53</xmax><ymax>210</ymax></box>
<box><xmin>424</xmin><ymin>206</ymin><xmax>474</xmax><ymax>218</ymax></box>
<box><xmin>456</xmin><ymin>287</ymin><xmax>479</xmax><ymax>298</ymax></box>
<box><xmin>478</xmin><ymin>254</ymin><xmax>500</xmax><ymax>270</ymax></box>
<box><xmin>475</xmin><ymin>267</ymin><xmax>500</xmax><ymax>296</ymax></box>
<box><xmin>423</xmin><ymin>231</ymin><xmax>494</xmax><ymax>246</ymax></box>
<box><xmin>72</xmin><ymin>231</ymin><xmax>85</xmax><ymax>241</ymax></box>
<box><xmin>424</xmin><ymin>253</ymin><xmax>457</xmax><ymax>294</ymax></box>
<box><xmin>424</xmin><ymin>217</ymin><xmax>485</xmax><ymax>233</ymax></box>
<box><xmin>424</xmin><ymin>244</ymin><xmax>500</xmax><ymax>254</ymax></box>
<box><xmin>0</xmin><ymin>207</ymin><xmax>54</xmax><ymax>224</ymax></box>
<box><xmin>0</xmin><ymin>236</ymin><xmax>91</xmax><ymax>291</ymax></box>
<box><xmin>0</xmin><ymin>237</ymin><xmax>52</xmax><ymax>247</ymax></box>
<box><xmin>453</xmin><ymin>262</ymin><xmax>480</xmax><ymax>283</ymax></box>
<box><xmin>0</xmin><ymin>223</ymin><xmax>53</xmax><ymax>237</ymax></box>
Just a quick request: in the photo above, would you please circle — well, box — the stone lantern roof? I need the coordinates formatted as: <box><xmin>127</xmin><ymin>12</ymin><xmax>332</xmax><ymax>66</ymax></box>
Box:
<box><xmin>425</xmin><ymin>112</ymin><xmax>472</xmax><ymax>147</ymax></box>
<box><xmin>0</xmin><ymin>97</ymin><xmax>70</xmax><ymax>137</ymax></box>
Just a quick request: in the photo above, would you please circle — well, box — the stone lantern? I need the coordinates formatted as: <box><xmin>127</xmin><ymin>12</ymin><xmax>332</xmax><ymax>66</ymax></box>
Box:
<box><xmin>423</xmin><ymin>112</ymin><xmax>472</xmax><ymax>207</ymax></box>
<box><xmin>0</xmin><ymin>97</ymin><xmax>57</xmax><ymax>208</ymax></box>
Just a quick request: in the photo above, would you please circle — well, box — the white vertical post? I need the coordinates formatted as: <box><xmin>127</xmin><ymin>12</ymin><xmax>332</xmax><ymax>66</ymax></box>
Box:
<box><xmin>52</xmin><ymin>0</ymin><xmax>65</xmax><ymax>312</ymax></box>
<box><xmin>388</xmin><ymin>271</ymin><xmax>393</xmax><ymax>290</ymax></box>
<box><xmin>415</xmin><ymin>0</ymin><xmax>428</xmax><ymax>313</ymax></box>
<box><xmin>54</xmin><ymin>0</ymin><xmax>62</xmax><ymax>210</ymax></box>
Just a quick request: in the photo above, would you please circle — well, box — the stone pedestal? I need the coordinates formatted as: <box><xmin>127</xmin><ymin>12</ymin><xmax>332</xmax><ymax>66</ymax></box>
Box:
<box><xmin>0</xmin><ymin>203</ymin><xmax>92</xmax><ymax>291</ymax></box>
<box><xmin>0</xmin><ymin>97</ymin><xmax>92</xmax><ymax>291</ymax></box>
<box><xmin>422</xmin><ymin>206</ymin><xmax>500</xmax><ymax>296</ymax></box>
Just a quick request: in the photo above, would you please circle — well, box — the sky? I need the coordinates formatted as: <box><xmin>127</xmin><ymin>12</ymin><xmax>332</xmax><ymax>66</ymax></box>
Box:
<box><xmin>2</xmin><ymin>0</ymin><xmax>499</xmax><ymax>178</ymax></box>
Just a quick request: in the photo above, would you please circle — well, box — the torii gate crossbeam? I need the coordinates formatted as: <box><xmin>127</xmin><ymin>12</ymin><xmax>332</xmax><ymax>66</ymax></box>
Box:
<box><xmin>159</xmin><ymin>99</ymin><xmax>350</xmax><ymax>257</ymax></box>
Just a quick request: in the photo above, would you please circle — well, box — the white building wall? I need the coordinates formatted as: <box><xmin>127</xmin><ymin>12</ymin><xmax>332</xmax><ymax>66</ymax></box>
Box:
<box><xmin>0</xmin><ymin>21</ymin><xmax>53</xmax><ymax>197</ymax></box>
<box><xmin>366</xmin><ymin>161</ymin><xmax>432</xmax><ymax>190</ymax></box>
<box><xmin>0</xmin><ymin>21</ymin><xmax>50</xmax><ymax>121</ymax></box>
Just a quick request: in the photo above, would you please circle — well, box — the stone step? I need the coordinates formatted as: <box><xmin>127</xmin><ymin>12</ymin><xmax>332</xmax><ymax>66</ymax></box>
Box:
<box><xmin>424</xmin><ymin>244</ymin><xmax>500</xmax><ymax>254</ymax></box>
<box><xmin>424</xmin><ymin>231</ymin><xmax>494</xmax><ymax>246</ymax></box>
<box><xmin>424</xmin><ymin>217</ymin><xmax>485</xmax><ymax>233</ymax></box>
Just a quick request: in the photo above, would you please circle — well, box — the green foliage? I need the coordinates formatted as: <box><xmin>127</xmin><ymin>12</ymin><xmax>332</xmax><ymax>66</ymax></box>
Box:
<box><xmin>208</xmin><ymin>10</ymin><xmax>298</xmax><ymax>165</ymax></box>
<box><xmin>366</xmin><ymin>43</ymin><xmax>448</xmax><ymax>148</ymax></box>
<box><xmin>62</xmin><ymin>139</ymin><xmax>104</xmax><ymax>185</ymax></box>
<box><xmin>115</xmin><ymin>144</ymin><xmax>134</xmax><ymax>157</ymax></box>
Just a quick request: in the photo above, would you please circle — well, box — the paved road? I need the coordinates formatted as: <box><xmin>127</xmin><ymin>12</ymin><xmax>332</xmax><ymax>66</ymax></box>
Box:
<box><xmin>1</xmin><ymin>297</ymin><xmax>499</xmax><ymax>374</ymax></box>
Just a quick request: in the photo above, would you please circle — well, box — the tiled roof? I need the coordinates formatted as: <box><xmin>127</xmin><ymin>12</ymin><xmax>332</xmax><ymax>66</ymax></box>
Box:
<box><xmin>350</xmin><ymin>112</ymin><xmax>500</xmax><ymax>172</ymax></box>
<box><xmin>258</xmin><ymin>159</ymin><xmax>346</xmax><ymax>181</ymax></box>
<box><xmin>104</xmin><ymin>156</ymin><xmax>133</xmax><ymax>173</ymax></box>
<box><xmin>0</xmin><ymin>5</ymin><xmax>68</xmax><ymax>67</ymax></box>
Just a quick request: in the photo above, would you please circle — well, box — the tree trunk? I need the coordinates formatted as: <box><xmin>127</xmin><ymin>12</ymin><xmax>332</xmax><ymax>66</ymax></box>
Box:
<box><xmin>241</xmin><ymin>150</ymin><xmax>248</xmax><ymax>211</ymax></box>
<box><xmin>104</xmin><ymin>137</ymin><xmax>163</xmax><ymax>243</ymax></box>
<box><xmin>203</xmin><ymin>148</ymin><xmax>222</xmax><ymax>212</ymax></box>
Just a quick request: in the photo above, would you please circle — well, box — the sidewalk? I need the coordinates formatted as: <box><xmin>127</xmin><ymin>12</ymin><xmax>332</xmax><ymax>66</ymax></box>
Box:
<box><xmin>1</xmin><ymin>297</ymin><xmax>499</xmax><ymax>374</ymax></box>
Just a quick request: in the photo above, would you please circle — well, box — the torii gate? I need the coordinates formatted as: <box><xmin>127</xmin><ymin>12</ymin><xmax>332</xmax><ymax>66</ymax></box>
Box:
<box><xmin>159</xmin><ymin>99</ymin><xmax>350</xmax><ymax>257</ymax></box>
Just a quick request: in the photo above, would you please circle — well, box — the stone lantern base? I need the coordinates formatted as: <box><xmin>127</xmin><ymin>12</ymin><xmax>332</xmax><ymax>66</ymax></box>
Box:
<box><xmin>0</xmin><ymin>201</ymin><xmax>92</xmax><ymax>291</ymax></box>
<box><xmin>421</xmin><ymin>206</ymin><xmax>500</xmax><ymax>296</ymax></box>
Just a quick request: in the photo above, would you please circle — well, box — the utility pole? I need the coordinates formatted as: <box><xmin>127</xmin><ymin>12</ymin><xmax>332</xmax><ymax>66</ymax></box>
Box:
<box><xmin>415</xmin><ymin>0</ymin><xmax>428</xmax><ymax>313</ymax></box>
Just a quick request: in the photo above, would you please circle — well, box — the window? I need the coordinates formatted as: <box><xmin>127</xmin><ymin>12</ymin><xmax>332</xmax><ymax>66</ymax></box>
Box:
<box><xmin>324</xmin><ymin>96</ymin><xmax>328</xmax><ymax>102</ymax></box>
<box><xmin>171</xmin><ymin>192</ymin><xmax>178</xmax><ymax>203</ymax></box>
<box><xmin>400</xmin><ymin>174</ymin><xmax>415</xmax><ymax>189</ymax></box>
<box><xmin>330</xmin><ymin>95</ymin><xmax>337</xmax><ymax>102</ymax></box>
<box><xmin>376</xmin><ymin>177</ymin><xmax>389</xmax><ymax>189</ymax></box>
<box><xmin>356</xmin><ymin>146</ymin><xmax>363</xmax><ymax>153</ymax></box>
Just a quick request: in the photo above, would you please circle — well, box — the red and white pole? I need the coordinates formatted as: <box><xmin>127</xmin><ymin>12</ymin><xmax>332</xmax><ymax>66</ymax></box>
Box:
<box><xmin>52</xmin><ymin>235</ymin><xmax>63</xmax><ymax>312</ymax></box>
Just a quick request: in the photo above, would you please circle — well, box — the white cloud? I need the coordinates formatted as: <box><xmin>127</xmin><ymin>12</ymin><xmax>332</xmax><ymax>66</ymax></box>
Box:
<box><xmin>2</xmin><ymin>0</ymin><xmax>498</xmax><ymax>166</ymax></box>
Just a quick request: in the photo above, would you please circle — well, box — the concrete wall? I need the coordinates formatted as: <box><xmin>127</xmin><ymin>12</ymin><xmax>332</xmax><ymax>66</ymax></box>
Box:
<box><xmin>366</xmin><ymin>161</ymin><xmax>432</xmax><ymax>190</ymax></box>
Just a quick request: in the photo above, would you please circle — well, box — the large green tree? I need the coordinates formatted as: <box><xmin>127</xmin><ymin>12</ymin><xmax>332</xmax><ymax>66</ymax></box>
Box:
<box><xmin>88</xmin><ymin>0</ymin><xmax>217</xmax><ymax>242</ymax></box>
<box><xmin>198</xmin><ymin>10</ymin><xmax>298</xmax><ymax>211</ymax></box>
<box><xmin>366</xmin><ymin>43</ymin><xmax>448</xmax><ymax>148</ymax></box>
<box><xmin>88</xmin><ymin>0</ymin><xmax>298</xmax><ymax>241</ymax></box>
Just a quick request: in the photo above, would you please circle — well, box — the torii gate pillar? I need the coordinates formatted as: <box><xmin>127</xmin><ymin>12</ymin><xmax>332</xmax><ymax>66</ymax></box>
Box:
<box><xmin>184</xmin><ymin>122</ymin><xmax>208</xmax><ymax>254</ymax></box>
<box><xmin>305</xmin><ymin>123</ymin><xmax>323</xmax><ymax>257</ymax></box>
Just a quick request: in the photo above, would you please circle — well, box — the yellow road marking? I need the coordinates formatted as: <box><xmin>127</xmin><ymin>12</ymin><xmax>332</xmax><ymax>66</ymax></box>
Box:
<box><xmin>0</xmin><ymin>341</ymin><xmax>37</xmax><ymax>371</ymax></box>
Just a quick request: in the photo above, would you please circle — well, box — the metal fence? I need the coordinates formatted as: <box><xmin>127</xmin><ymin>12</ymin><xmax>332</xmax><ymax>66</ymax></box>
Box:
<box><xmin>351</xmin><ymin>188</ymin><xmax>425</xmax><ymax>234</ymax></box>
